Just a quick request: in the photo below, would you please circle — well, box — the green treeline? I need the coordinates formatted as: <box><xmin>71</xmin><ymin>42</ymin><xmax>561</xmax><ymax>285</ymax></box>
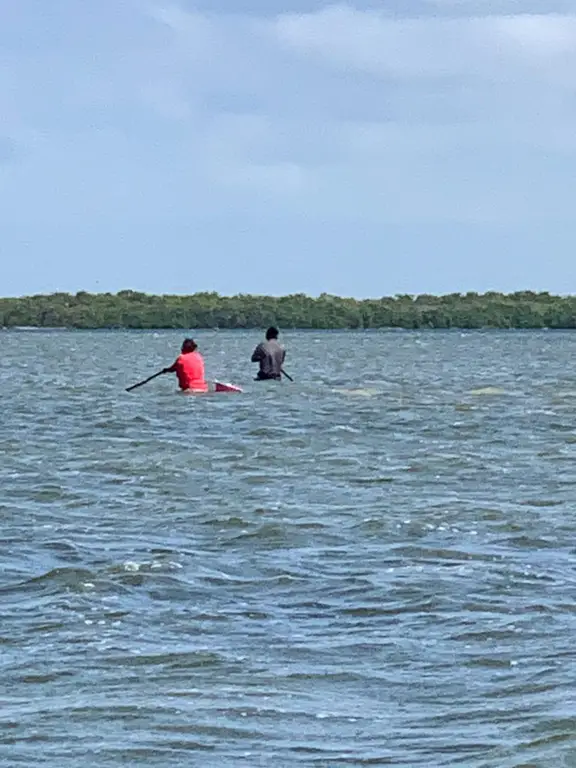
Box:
<box><xmin>1</xmin><ymin>290</ymin><xmax>576</xmax><ymax>330</ymax></box>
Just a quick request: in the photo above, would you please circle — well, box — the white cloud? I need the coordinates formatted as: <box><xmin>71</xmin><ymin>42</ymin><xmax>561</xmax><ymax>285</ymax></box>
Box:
<box><xmin>134</xmin><ymin>3</ymin><xmax>576</xmax><ymax>224</ymax></box>
<box><xmin>3</xmin><ymin>1</ymin><xmax>576</xmax><ymax>230</ymax></box>
<box><xmin>424</xmin><ymin>0</ymin><xmax>576</xmax><ymax>11</ymax></box>
<box><xmin>273</xmin><ymin>4</ymin><xmax>576</xmax><ymax>83</ymax></box>
<box><xmin>493</xmin><ymin>13</ymin><xmax>576</xmax><ymax>57</ymax></box>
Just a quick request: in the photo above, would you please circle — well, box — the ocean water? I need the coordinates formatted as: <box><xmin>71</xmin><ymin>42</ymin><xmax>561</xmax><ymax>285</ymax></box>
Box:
<box><xmin>2</xmin><ymin>328</ymin><xmax>576</xmax><ymax>767</ymax></box>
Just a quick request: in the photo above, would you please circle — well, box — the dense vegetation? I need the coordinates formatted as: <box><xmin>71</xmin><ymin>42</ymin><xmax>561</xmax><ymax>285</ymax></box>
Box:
<box><xmin>1</xmin><ymin>290</ymin><xmax>576</xmax><ymax>330</ymax></box>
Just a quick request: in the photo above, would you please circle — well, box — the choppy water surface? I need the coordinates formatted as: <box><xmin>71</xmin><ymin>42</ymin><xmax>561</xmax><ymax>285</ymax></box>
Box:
<box><xmin>2</xmin><ymin>329</ymin><xmax>576</xmax><ymax>767</ymax></box>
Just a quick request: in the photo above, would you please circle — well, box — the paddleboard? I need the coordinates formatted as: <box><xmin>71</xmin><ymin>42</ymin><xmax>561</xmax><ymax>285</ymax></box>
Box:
<box><xmin>213</xmin><ymin>381</ymin><xmax>243</xmax><ymax>394</ymax></box>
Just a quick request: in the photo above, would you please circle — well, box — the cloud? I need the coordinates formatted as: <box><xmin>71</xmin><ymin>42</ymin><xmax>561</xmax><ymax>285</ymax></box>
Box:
<box><xmin>3</xmin><ymin>1</ymin><xmax>576</xmax><ymax>296</ymax></box>
<box><xmin>423</xmin><ymin>0</ymin><xmax>576</xmax><ymax>12</ymax></box>
<box><xmin>273</xmin><ymin>5</ymin><xmax>576</xmax><ymax>83</ymax></box>
<box><xmin>2</xmin><ymin>1</ymin><xmax>576</xmax><ymax>232</ymax></box>
<box><xmin>142</xmin><ymin>3</ymin><xmax>576</xmax><ymax>225</ymax></box>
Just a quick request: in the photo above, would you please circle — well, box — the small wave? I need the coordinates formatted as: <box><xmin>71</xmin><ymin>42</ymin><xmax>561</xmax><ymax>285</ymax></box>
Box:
<box><xmin>519</xmin><ymin>499</ymin><xmax>563</xmax><ymax>508</ymax></box>
<box><xmin>225</xmin><ymin>523</ymin><xmax>304</xmax><ymax>549</ymax></box>
<box><xmin>102</xmin><ymin>650</ymin><xmax>232</xmax><ymax>670</ymax></box>
<box><xmin>0</xmin><ymin>567</ymin><xmax>97</xmax><ymax>597</ymax></box>
<box><xmin>469</xmin><ymin>386</ymin><xmax>507</xmax><ymax>396</ymax></box>
<box><xmin>332</xmin><ymin>387</ymin><xmax>382</xmax><ymax>397</ymax></box>
<box><xmin>351</xmin><ymin>477</ymin><xmax>394</xmax><ymax>485</ymax></box>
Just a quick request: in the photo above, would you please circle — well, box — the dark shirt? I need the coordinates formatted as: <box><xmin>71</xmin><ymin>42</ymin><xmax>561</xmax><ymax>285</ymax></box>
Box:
<box><xmin>251</xmin><ymin>339</ymin><xmax>285</xmax><ymax>380</ymax></box>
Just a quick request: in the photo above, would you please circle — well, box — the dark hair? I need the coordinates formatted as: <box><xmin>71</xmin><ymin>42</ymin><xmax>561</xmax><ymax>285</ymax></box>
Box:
<box><xmin>181</xmin><ymin>338</ymin><xmax>198</xmax><ymax>353</ymax></box>
<box><xmin>266</xmin><ymin>326</ymin><xmax>279</xmax><ymax>340</ymax></box>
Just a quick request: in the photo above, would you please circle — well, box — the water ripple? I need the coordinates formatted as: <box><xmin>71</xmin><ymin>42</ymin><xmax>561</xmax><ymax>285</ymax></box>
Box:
<box><xmin>2</xmin><ymin>329</ymin><xmax>576</xmax><ymax>766</ymax></box>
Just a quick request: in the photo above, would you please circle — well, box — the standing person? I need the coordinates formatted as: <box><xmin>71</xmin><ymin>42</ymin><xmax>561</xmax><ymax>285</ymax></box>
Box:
<box><xmin>163</xmin><ymin>338</ymin><xmax>209</xmax><ymax>393</ymax></box>
<box><xmin>251</xmin><ymin>326</ymin><xmax>286</xmax><ymax>381</ymax></box>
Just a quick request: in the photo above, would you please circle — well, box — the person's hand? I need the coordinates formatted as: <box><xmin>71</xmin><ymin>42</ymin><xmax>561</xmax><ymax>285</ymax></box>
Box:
<box><xmin>162</xmin><ymin>367</ymin><xmax>171</xmax><ymax>374</ymax></box>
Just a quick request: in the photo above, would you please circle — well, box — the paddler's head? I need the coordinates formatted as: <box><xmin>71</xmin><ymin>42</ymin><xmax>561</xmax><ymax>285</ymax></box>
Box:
<box><xmin>181</xmin><ymin>338</ymin><xmax>198</xmax><ymax>354</ymax></box>
<box><xmin>266</xmin><ymin>326</ymin><xmax>279</xmax><ymax>341</ymax></box>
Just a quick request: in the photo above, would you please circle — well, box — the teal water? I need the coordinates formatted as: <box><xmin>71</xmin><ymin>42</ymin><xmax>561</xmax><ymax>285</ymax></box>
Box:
<box><xmin>2</xmin><ymin>329</ymin><xmax>576</xmax><ymax>767</ymax></box>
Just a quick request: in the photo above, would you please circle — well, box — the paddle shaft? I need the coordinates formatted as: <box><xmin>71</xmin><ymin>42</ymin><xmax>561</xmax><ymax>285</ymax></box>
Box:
<box><xmin>281</xmin><ymin>368</ymin><xmax>294</xmax><ymax>382</ymax></box>
<box><xmin>125</xmin><ymin>370</ymin><xmax>165</xmax><ymax>392</ymax></box>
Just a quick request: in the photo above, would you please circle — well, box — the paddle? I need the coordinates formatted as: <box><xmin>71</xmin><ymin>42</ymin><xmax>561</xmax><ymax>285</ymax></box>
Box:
<box><xmin>125</xmin><ymin>369</ymin><xmax>165</xmax><ymax>392</ymax></box>
<box><xmin>281</xmin><ymin>369</ymin><xmax>294</xmax><ymax>382</ymax></box>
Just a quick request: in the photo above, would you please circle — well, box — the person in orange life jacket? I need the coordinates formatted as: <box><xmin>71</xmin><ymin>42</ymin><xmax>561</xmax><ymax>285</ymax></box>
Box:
<box><xmin>163</xmin><ymin>338</ymin><xmax>208</xmax><ymax>392</ymax></box>
<box><xmin>251</xmin><ymin>326</ymin><xmax>285</xmax><ymax>381</ymax></box>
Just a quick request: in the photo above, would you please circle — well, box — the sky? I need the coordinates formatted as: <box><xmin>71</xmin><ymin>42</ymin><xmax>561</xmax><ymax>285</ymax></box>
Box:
<box><xmin>1</xmin><ymin>0</ymin><xmax>576</xmax><ymax>298</ymax></box>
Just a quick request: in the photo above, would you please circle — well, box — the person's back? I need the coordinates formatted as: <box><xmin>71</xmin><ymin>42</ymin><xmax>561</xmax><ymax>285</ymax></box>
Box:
<box><xmin>175</xmin><ymin>349</ymin><xmax>208</xmax><ymax>391</ymax></box>
<box><xmin>251</xmin><ymin>327</ymin><xmax>285</xmax><ymax>380</ymax></box>
<box><xmin>164</xmin><ymin>338</ymin><xmax>209</xmax><ymax>392</ymax></box>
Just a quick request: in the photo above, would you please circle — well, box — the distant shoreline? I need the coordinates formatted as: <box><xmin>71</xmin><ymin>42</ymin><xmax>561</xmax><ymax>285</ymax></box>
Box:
<box><xmin>1</xmin><ymin>290</ymin><xmax>575</xmax><ymax>330</ymax></box>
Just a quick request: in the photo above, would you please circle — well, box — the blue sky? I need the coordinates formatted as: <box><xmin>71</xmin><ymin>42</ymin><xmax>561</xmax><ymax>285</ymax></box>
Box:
<box><xmin>2</xmin><ymin>0</ymin><xmax>576</xmax><ymax>297</ymax></box>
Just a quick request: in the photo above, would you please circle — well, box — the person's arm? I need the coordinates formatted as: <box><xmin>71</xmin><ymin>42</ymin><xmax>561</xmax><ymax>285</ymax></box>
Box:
<box><xmin>162</xmin><ymin>360</ymin><xmax>178</xmax><ymax>374</ymax></box>
<box><xmin>251</xmin><ymin>344</ymin><xmax>265</xmax><ymax>363</ymax></box>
